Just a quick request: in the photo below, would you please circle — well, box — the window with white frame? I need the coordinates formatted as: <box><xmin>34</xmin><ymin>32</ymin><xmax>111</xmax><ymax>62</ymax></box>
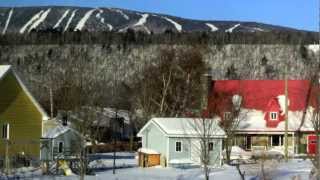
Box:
<box><xmin>175</xmin><ymin>141</ymin><xmax>182</xmax><ymax>152</ymax></box>
<box><xmin>270</xmin><ymin>112</ymin><xmax>278</xmax><ymax>120</ymax></box>
<box><xmin>2</xmin><ymin>123</ymin><xmax>9</xmax><ymax>140</ymax></box>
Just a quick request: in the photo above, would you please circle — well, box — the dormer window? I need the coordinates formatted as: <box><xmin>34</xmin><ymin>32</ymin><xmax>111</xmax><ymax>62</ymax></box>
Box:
<box><xmin>270</xmin><ymin>112</ymin><xmax>278</xmax><ymax>120</ymax></box>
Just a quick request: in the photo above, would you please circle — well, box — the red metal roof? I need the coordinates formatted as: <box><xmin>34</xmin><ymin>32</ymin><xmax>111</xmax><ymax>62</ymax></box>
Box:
<box><xmin>210</xmin><ymin>80</ymin><xmax>311</xmax><ymax>111</ymax></box>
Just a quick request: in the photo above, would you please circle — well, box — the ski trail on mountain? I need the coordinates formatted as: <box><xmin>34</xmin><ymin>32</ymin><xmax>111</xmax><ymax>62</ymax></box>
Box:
<box><xmin>2</xmin><ymin>8</ymin><xmax>13</xmax><ymax>35</ymax></box>
<box><xmin>252</xmin><ymin>27</ymin><xmax>264</xmax><ymax>32</ymax></box>
<box><xmin>225</xmin><ymin>23</ymin><xmax>240</xmax><ymax>33</ymax></box>
<box><xmin>205</xmin><ymin>23</ymin><xmax>218</xmax><ymax>32</ymax></box>
<box><xmin>64</xmin><ymin>9</ymin><xmax>77</xmax><ymax>32</ymax></box>
<box><xmin>54</xmin><ymin>9</ymin><xmax>70</xmax><ymax>29</ymax></box>
<box><xmin>162</xmin><ymin>16</ymin><xmax>182</xmax><ymax>32</ymax></box>
<box><xmin>28</xmin><ymin>8</ymin><xmax>51</xmax><ymax>32</ymax></box>
<box><xmin>96</xmin><ymin>9</ymin><xmax>105</xmax><ymax>24</ymax></box>
<box><xmin>107</xmin><ymin>24</ymin><xmax>113</xmax><ymax>31</ymax></box>
<box><xmin>134</xmin><ymin>14</ymin><xmax>149</xmax><ymax>27</ymax></box>
<box><xmin>20</xmin><ymin>10</ymin><xmax>44</xmax><ymax>33</ymax></box>
<box><xmin>114</xmin><ymin>9</ymin><xmax>129</xmax><ymax>20</ymax></box>
<box><xmin>74</xmin><ymin>8</ymin><xmax>97</xmax><ymax>31</ymax></box>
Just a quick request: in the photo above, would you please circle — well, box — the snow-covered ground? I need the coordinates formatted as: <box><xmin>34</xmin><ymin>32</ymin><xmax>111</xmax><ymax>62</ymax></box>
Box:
<box><xmin>0</xmin><ymin>152</ymin><xmax>313</xmax><ymax>180</ymax></box>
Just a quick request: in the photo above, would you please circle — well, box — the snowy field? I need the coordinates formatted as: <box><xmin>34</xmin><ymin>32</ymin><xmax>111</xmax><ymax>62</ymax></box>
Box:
<box><xmin>0</xmin><ymin>152</ymin><xmax>313</xmax><ymax>180</ymax></box>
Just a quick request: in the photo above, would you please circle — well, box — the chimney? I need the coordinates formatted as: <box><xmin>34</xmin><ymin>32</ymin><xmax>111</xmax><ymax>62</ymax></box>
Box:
<box><xmin>62</xmin><ymin>114</ymin><xmax>68</xmax><ymax>126</ymax></box>
<box><xmin>201</xmin><ymin>68</ymin><xmax>213</xmax><ymax>110</ymax></box>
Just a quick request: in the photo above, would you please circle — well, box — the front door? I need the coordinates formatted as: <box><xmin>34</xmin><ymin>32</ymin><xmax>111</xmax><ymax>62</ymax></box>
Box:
<box><xmin>191</xmin><ymin>139</ymin><xmax>201</xmax><ymax>163</ymax></box>
<box><xmin>246</xmin><ymin>136</ymin><xmax>251</xmax><ymax>150</ymax></box>
<box><xmin>308</xmin><ymin>135</ymin><xmax>317</xmax><ymax>154</ymax></box>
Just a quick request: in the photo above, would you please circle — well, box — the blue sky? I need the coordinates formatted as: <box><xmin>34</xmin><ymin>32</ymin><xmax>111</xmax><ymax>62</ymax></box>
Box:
<box><xmin>0</xmin><ymin>0</ymin><xmax>318</xmax><ymax>31</ymax></box>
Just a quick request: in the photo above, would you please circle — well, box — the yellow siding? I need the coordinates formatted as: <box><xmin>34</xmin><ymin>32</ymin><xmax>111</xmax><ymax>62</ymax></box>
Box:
<box><xmin>0</xmin><ymin>72</ymin><xmax>42</xmax><ymax>158</ymax></box>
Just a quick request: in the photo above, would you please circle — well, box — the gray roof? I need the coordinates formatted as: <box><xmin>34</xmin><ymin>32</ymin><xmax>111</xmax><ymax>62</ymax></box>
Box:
<box><xmin>43</xmin><ymin>124</ymin><xmax>70</xmax><ymax>138</ymax></box>
<box><xmin>137</xmin><ymin>118</ymin><xmax>226</xmax><ymax>138</ymax></box>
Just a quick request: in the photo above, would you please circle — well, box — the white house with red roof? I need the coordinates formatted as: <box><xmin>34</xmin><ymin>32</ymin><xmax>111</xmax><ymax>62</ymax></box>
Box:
<box><xmin>208</xmin><ymin>80</ymin><xmax>317</xmax><ymax>154</ymax></box>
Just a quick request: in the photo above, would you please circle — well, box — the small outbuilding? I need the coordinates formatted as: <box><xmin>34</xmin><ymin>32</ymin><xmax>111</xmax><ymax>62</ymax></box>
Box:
<box><xmin>41</xmin><ymin>119</ymin><xmax>83</xmax><ymax>161</ymax></box>
<box><xmin>137</xmin><ymin>118</ymin><xmax>226</xmax><ymax>168</ymax></box>
<box><xmin>137</xmin><ymin>148</ymin><xmax>160</xmax><ymax>167</ymax></box>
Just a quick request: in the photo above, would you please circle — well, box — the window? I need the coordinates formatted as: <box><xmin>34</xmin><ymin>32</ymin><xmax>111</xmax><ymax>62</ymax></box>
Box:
<box><xmin>2</xmin><ymin>123</ymin><xmax>9</xmax><ymax>140</ymax></box>
<box><xmin>208</xmin><ymin>142</ymin><xmax>214</xmax><ymax>151</ymax></box>
<box><xmin>58</xmin><ymin>142</ymin><xmax>64</xmax><ymax>153</ymax></box>
<box><xmin>271</xmin><ymin>135</ymin><xmax>283</xmax><ymax>146</ymax></box>
<box><xmin>175</xmin><ymin>141</ymin><xmax>182</xmax><ymax>152</ymax></box>
<box><xmin>224</xmin><ymin>112</ymin><xmax>231</xmax><ymax>120</ymax></box>
<box><xmin>270</xmin><ymin>112</ymin><xmax>278</xmax><ymax>120</ymax></box>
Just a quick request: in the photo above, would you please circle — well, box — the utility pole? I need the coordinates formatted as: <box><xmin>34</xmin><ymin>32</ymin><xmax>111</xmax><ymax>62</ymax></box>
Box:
<box><xmin>284</xmin><ymin>62</ymin><xmax>289</xmax><ymax>162</ymax></box>
<box><xmin>113</xmin><ymin>110</ymin><xmax>118</xmax><ymax>175</ymax></box>
<box><xmin>50</xmin><ymin>86</ymin><xmax>53</xmax><ymax>119</ymax></box>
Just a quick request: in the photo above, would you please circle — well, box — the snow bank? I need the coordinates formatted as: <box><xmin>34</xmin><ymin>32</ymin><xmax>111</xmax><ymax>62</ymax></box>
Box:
<box><xmin>169</xmin><ymin>158</ymin><xmax>194</xmax><ymax>164</ymax></box>
<box><xmin>226</xmin><ymin>146</ymin><xmax>252</xmax><ymax>160</ymax></box>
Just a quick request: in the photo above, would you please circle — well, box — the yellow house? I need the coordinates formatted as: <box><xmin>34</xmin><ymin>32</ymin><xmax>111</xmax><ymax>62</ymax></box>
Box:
<box><xmin>0</xmin><ymin>65</ymin><xmax>48</xmax><ymax>162</ymax></box>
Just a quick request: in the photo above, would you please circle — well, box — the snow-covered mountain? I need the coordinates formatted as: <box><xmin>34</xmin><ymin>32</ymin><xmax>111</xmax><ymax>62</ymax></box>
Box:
<box><xmin>0</xmin><ymin>6</ymin><xmax>308</xmax><ymax>34</ymax></box>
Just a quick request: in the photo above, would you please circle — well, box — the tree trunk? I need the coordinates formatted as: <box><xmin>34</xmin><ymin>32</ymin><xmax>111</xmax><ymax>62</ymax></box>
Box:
<box><xmin>317</xmin><ymin>132</ymin><xmax>320</xmax><ymax>180</ymax></box>
<box><xmin>225</xmin><ymin>138</ymin><xmax>231</xmax><ymax>164</ymax></box>
<box><xmin>204</xmin><ymin>163</ymin><xmax>209</xmax><ymax>180</ymax></box>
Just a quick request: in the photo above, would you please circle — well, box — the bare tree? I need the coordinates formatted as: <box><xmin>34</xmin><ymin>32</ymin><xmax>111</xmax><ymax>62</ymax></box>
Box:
<box><xmin>187</xmin><ymin>116</ymin><xmax>224</xmax><ymax>180</ymax></box>
<box><xmin>208</xmin><ymin>87</ymin><xmax>245</xmax><ymax>164</ymax></box>
<box><xmin>54</xmin><ymin>46</ymin><xmax>111</xmax><ymax>180</ymax></box>
<box><xmin>131</xmin><ymin>46</ymin><xmax>206</xmax><ymax>128</ymax></box>
<box><xmin>307</xmin><ymin>75</ymin><xmax>320</xmax><ymax>180</ymax></box>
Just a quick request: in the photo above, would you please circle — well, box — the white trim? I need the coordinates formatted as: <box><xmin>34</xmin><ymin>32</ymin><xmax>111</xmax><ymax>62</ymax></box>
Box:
<box><xmin>137</xmin><ymin>120</ymin><xmax>167</xmax><ymax>137</ymax></box>
<box><xmin>219</xmin><ymin>140</ymin><xmax>223</xmax><ymax>167</ymax></box>
<box><xmin>166</xmin><ymin>137</ymin><xmax>170</xmax><ymax>166</ymax></box>
<box><xmin>175</xmin><ymin>141</ymin><xmax>182</xmax><ymax>153</ymax></box>
<box><xmin>11</xmin><ymin>69</ymin><xmax>49</xmax><ymax>120</ymax></box>
<box><xmin>0</xmin><ymin>66</ymin><xmax>49</xmax><ymax>120</ymax></box>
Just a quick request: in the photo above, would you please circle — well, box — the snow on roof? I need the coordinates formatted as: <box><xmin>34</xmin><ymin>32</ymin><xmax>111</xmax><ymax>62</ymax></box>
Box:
<box><xmin>103</xmin><ymin>108</ymin><xmax>130</xmax><ymax>124</ymax></box>
<box><xmin>138</xmin><ymin>148</ymin><xmax>160</xmax><ymax>154</ymax></box>
<box><xmin>0</xmin><ymin>65</ymin><xmax>11</xmax><ymax>80</ymax></box>
<box><xmin>138</xmin><ymin>118</ymin><xmax>226</xmax><ymax>138</ymax></box>
<box><xmin>237</xmin><ymin>108</ymin><xmax>314</xmax><ymax>132</ymax></box>
<box><xmin>42</xmin><ymin>123</ymin><xmax>70</xmax><ymax>138</ymax></box>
